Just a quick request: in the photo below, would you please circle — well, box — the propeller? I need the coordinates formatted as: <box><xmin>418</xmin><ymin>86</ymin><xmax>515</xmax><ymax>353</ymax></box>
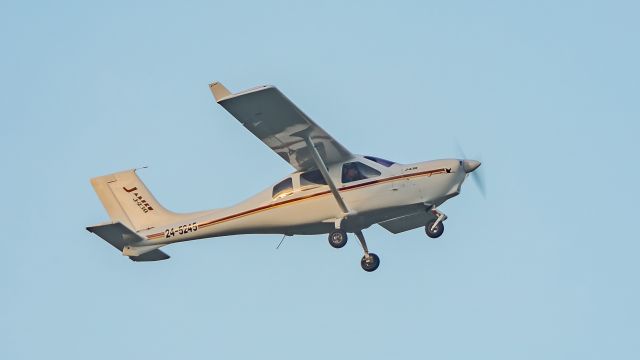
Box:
<box><xmin>456</xmin><ymin>140</ymin><xmax>486</xmax><ymax>198</ymax></box>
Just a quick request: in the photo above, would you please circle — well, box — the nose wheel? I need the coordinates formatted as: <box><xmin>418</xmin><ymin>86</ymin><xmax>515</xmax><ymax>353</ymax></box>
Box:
<box><xmin>425</xmin><ymin>220</ymin><xmax>444</xmax><ymax>238</ymax></box>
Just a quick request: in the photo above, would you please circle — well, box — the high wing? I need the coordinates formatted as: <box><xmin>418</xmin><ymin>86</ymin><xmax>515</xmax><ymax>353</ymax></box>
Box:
<box><xmin>210</xmin><ymin>82</ymin><xmax>353</xmax><ymax>172</ymax></box>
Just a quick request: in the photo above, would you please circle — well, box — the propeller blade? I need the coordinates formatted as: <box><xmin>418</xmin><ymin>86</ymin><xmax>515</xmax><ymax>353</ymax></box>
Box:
<box><xmin>455</xmin><ymin>139</ymin><xmax>467</xmax><ymax>159</ymax></box>
<box><xmin>471</xmin><ymin>168</ymin><xmax>486</xmax><ymax>198</ymax></box>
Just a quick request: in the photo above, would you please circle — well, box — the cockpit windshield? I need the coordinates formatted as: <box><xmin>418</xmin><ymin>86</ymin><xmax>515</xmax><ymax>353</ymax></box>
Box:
<box><xmin>364</xmin><ymin>156</ymin><xmax>395</xmax><ymax>167</ymax></box>
<box><xmin>342</xmin><ymin>162</ymin><xmax>381</xmax><ymax>183</ymax></box>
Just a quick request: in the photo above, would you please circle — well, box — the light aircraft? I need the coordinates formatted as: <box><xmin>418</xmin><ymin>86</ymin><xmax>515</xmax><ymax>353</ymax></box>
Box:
<box><xmin>87</xmin><ymin>82</ymin><xmax>482</xmax><ymax>272</ymax></box>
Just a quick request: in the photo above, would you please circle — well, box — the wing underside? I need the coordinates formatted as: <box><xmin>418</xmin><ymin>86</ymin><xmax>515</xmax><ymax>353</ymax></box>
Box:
<box><xmin>210</xmin><ymin>82</ymin><xmax>353</xmax><ymax>172</ymax></box>
<box><xmin>378</xmin><ymin>211</ymin><xmax>436</xmax><ymax>234</ymax></box>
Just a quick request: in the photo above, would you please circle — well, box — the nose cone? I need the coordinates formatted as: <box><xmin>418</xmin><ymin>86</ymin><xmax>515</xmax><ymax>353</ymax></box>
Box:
<box><xmin>463</xmin><ymin>160</ymin><xmax>481</xmax><ymax>173</ymax></box>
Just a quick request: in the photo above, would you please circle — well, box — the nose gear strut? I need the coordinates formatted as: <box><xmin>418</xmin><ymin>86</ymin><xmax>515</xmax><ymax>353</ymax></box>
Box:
<box><xmin>426</xmin><ymin>207</ymin><xmax>447</xmax><ymax>238</ymax></box>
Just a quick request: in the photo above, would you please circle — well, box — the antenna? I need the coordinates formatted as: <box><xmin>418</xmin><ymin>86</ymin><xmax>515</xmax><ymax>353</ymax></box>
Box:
<box><xmin>276</xmin><ymin>234</ymin><xmax>287</xmax><ymax>249</ymax></box>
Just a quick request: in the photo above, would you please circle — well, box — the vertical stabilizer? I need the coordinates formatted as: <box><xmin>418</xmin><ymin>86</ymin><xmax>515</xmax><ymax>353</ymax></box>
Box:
<box><xmin>90</xmin><ymin>169</ymin><xmax>177</xmax><ymax>231</ymax></box>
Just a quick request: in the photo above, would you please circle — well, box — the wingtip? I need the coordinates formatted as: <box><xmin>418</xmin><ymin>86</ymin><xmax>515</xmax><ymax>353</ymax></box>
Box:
<box><xmin>209</xmin><ymin>81</ymin><xmax>231</xmax><ymax>102</ymax></box>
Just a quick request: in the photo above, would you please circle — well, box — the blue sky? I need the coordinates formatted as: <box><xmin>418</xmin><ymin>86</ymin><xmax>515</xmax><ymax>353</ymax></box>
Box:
<box><xmin>1</xmin><ymin>1</ymin><xmax>639</xmax><ymax>359</ymax></box>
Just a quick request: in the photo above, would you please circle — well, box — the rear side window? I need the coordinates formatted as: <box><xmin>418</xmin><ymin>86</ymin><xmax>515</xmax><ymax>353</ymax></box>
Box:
<box><xmin>300</xmin><ymin>170</ymin><xmax>327</xmax><ymax>187</ymax></box>
<box><xmin>272</xmin><ymin>177</ymin><xmax>293</xmax><ymax>199</ymax></box>
<box><xmin>342</xmin><ymin>162</ymin><xmax>381</xmax><ymax>183</ymax></box>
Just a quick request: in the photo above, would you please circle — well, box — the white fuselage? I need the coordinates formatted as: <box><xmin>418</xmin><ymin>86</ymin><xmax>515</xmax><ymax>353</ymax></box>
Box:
<box><xmin>138</xmin><ymin>156</ymin><xmax>467</xmax><ymax>246</ymax></box>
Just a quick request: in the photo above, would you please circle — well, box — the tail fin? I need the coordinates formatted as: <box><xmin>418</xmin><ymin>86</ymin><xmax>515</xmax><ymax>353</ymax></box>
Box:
<box><xmin>90</xmin><ymin>169</ymin><xmax>177</xmax><ymax>231</ymax></box>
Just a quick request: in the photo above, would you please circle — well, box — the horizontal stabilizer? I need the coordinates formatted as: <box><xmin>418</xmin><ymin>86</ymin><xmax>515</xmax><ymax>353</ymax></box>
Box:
<box><xmin>86</xmin><ymin>222</ymin><xmax>170</xmax><ymax>262</ymax></box>
<box><xmin>130</xmin><ymin>249</ymin><xmax>170</xmax><ymax>262</ymax></box>
<box><xmin>87</xmin><ymin>222</ymin><xmax>139</xmax><ymax>251</ymax></box>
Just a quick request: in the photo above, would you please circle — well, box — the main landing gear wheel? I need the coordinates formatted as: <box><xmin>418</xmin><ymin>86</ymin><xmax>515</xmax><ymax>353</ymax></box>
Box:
<box><xmin>425</xmin><ymin>220</ymin><xmax>444</xmax><ymax>238</ymax></box>
<box><xmin>361</xmin><ymin>253</ymin><xmax>380</xmax><ymax>272</ymax></box>
<box><xmin>328</xmin><ymin>230</ymin><xmax>348</xmax><ymax>248</ymax></box>
<box><xmin>354</xmin><ymin>230</ymin><xmax>380</xmax><ymax>272</ymax></box>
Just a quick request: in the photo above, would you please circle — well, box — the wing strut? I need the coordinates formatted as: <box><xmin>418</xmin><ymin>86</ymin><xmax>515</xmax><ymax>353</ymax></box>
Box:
<box><xmin>304</xmin><ymin>137</ymin><xmax>350</xmax><ymax>215</ymax></box>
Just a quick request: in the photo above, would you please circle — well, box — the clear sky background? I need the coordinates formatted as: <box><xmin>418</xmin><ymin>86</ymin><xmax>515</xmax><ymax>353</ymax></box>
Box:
<box><xmin>1</xmin><ymin>1</ymin><xmax>639</xmax><ymax>359</ymax></box>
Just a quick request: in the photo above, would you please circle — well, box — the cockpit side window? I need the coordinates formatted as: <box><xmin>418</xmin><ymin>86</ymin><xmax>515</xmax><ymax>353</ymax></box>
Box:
<box><xmin>342</xmin><ymin>162</ymin><xmax>382</xmax><ymax>183</ymax></box>
<box><xmin>272</xmin><ymin>177</ymin><xmax>293</xmax><ymax>199</ymax></box>
<box><xmin>364</xmin><ymin>156</ymin><xmax>396</xmax><ymax>167</ymax></box>
<box><xmin>300</xmin><ymin>169</ymin><xmax>327</xmax><ymax>187</ymax></box>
